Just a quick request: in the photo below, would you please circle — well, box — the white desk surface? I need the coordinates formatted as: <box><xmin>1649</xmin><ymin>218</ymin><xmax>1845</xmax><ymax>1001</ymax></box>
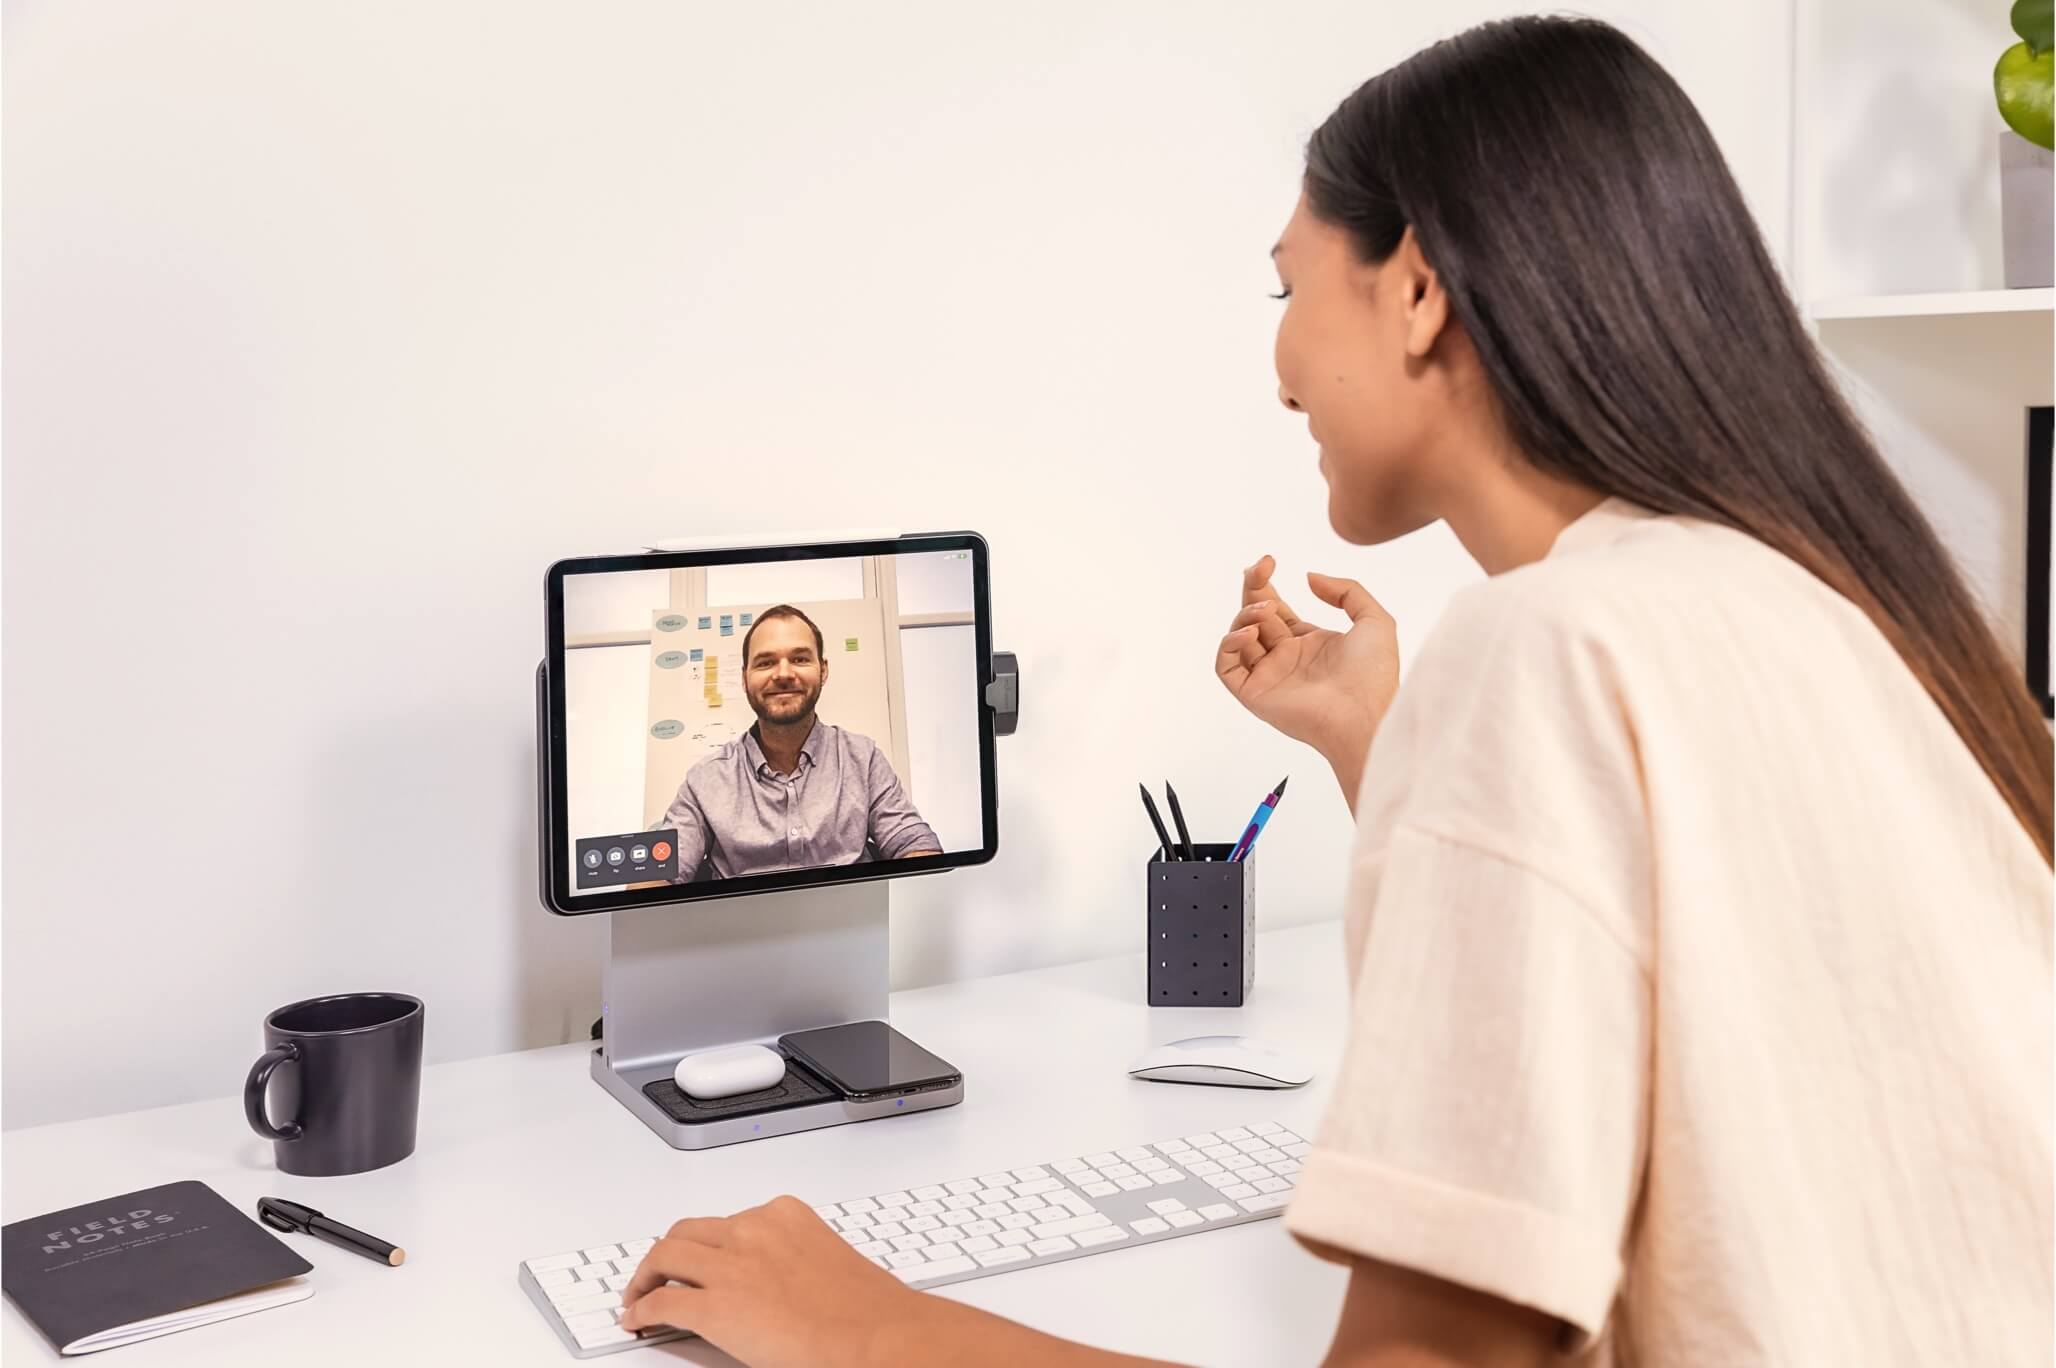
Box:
<box><xmin>3</xmin><ymin>922</ymin><xmax>1351</xmax><ymax>1367</ymax></box>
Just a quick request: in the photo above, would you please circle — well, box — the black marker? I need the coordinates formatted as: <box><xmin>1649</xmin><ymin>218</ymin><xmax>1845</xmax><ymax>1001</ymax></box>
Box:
<box><xmin>1163</xmin><ymin>783</ymin><xmax>1197</xmax><ymax>861</ymax></box>
<box><xmin>1138</xmin><ymin>784</ymin><xmax>1175</xmax><ymax>860</ymax></box>
<box><xmin>258</xmin><ymin>1197</ymin><xmax>406</xmax><ymax>1267</ymax></box>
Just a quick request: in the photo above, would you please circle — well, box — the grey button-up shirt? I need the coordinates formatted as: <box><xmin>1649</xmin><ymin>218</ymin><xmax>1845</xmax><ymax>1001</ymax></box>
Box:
<box><xmin>662</xmin><ymin>721</ymin><xmax>941</xmax><ymax>880</ymax></box>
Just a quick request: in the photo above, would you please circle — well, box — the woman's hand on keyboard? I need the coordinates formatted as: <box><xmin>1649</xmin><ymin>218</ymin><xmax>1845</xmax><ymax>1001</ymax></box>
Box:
<box><xmin>617</xmin><ymin>1195</ymin><xmax>915</xmax><ymax>1367</ymax></box>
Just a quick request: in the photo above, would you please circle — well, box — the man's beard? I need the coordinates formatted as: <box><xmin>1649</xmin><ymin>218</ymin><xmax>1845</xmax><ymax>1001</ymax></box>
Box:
<box><xmin>749</xmin><ymin>682</ymin><xmax>820</xmax><ymax>728</ymax></box>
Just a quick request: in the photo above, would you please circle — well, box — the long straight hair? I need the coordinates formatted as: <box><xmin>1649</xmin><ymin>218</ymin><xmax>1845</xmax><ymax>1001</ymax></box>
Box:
<box><xmin>1304</xmin><ymin>15</ymin><xmax>2054</xmax><ymax>865</ymax></box>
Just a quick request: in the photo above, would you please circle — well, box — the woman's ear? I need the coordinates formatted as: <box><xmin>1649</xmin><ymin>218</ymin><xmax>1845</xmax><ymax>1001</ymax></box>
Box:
<box><xmin>1393</xmin><ymin>225</ymin><xmax>1451</xmax><ymax>359</ymax></box>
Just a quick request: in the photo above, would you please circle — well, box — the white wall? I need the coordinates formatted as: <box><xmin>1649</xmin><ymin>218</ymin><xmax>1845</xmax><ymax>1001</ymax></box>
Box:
<box><xmin>2</xmin><ymin>0</ymin><xmax>1793</xmax><ymax>1127</ymax></box>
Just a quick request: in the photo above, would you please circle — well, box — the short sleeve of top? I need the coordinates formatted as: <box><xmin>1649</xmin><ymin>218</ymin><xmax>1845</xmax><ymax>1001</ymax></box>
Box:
<box><xmin>1281</xmin><ymin>574</ymin><xmax>1656</xmax><ymax>1343</ymax></box>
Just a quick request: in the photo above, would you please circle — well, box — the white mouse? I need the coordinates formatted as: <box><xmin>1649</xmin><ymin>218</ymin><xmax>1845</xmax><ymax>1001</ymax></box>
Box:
<box><xmin>673</xmin><ymin>1043</ymin><xmax>786</xmax><ymax>1100</ymax></box>
<box><xmin>1128</xmin><ymin>1035</ymin><xmax>1313</xmax><ymax>1089</ymax></box>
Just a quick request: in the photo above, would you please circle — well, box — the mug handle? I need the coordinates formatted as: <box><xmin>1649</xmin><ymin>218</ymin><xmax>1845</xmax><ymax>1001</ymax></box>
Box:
<box><xmin>244</xmin><ymin>1042</ymin><xmax>304</xmax><ymax>1142</ymax></box>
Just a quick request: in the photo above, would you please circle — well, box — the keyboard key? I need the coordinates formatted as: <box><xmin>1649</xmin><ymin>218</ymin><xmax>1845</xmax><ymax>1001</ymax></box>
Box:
<box><xmin>574</xmin><ymin>1325</ymin><xmax>637</xmax><ymax>1350</ymax></box>
<box><xmin>946</xmin><ymin>1180</ymin><xmax>980</xmax><ymax>1195</ymax></box>
<box><xmin>1218</xmin><ymin>1127</ymin><xmax>1252</xmax><ymax>1141</ymax></box>
<box><xmin>961</xmin><ymin>1235</ymin><xmax>999</xmax><ymax>1254</ymax></box>
<box><xmin>534</xmin><ymin>1267</ymin><xmax>575</xmax><ymax>1289</ymax></box>
<box><xmin>913</xmin><ymin>1185</ymin><xmax>948</xmax><ymax>1201</ymax></box>
<box><xmin>1187</xmin><ymin>1160</ymin><xmax>1223</xmax><ymax>1176</ymax></box>
<box><xmin>1008</xmin><ymin>1195</ymin><xmax>1047</xmax><ymax>1212</ymax></box>
<box><xmin>1283</xmin><ymin>1142</ymin><xmax>1311</xmax><ymax>1157</ymax></box>
<box><xmin>980</xmin><ymin>1174</ymin><xmax>1013</xmax><ymax>1188</ymax></box>
<box><xmin>1272</xmin><ymin>1131</ymin><xmax>1304</xmax><ymax>1145</ymax></box>
<box><xmin>576</xmin><ymin>1264</ymin><xmax>611</xmax><ymax>1282</ymax></box>
<box><xmin>1032</xmin><ymin>1213</ymin><xmax>1111</xmax><ymax>1239</ymax></box>
<box><xmin>975</xmin><ymin>1202</ymin><xmax>1011</xmax><ymax>1220</ymax></box>
<box><xmin>1100</xmin><ymin>1163</ymin><xmax>1137</xmax><ymax>1179</ymax></box>
<box><xmin>845</xmin><ymin>1197</ymin><xmax>879</xmax><ymax>1213</ymax></box>
<box><xmin>964</xmin><ymin>1220</ymin><xmax>1001</xmax><ymax>1236</ymax></box>
<box><xmin>878</xmin><ymin>1192</ymin><xmax>912</xmax><ymax>1208</ymax></box>
<box><xmin>1131</xmin><ymin>1217</ymin><xmax>1169</xmax><ymax>1235</ymax></box>
<box><xmin>907</xmin><ymin>1216</ymin><xmax>942</xmax><ymax>1233</ymax></box>
<box><xmin>1166</xmin><ymin>1210</ymin><xmax>1205</xmax><ymax>1228</ymax></box>
<box><xmin>1250</xmin><ymin>1122</ymin><xmax>1283</xmax><ymax>1135</ymax></box>
<box><xmin>1147</xmin><ymin>1198</ymin><xmax>1188</xmax><ymax>1215</ymax></box>
<box><xmin>976</xmin><ymin>1245</ymin><xmax>1032</xmax><ymax>1267</ymax></box>
<box><xmin>1071</xmin><ymin>1169</ymin><xmax>1104</xmax><ymax>1185</ymax></box>
<box><xmin>836</xmin><ymin>1213</ymin><xmax>874</xmax><ymax>1231</ymax></box>
<box><xmin>897</xmin><ymin>1256</ymin><xmax>977</xmax><ymax>1282</ymax></box>
<box><xmin>908</xmin><ymin>1200</ymin><xmax>945</xmax><ymax>1217</ymax></box>
<box><xmin>1255</xmin><ymin>1177</ymin><xmax>1290</xmax><ymax>1194</ymax></box>
<box><xmin>1272</xmin><ymin>1159</ymin><xmax>1301</xmax><ymax>1175</ymax></box>
<box><xmin>1150</xmin><ymin>1171</ymin><xmax>1183</xmax><ymax>1186</ymax></box>
<box><xmin>891</xmin><ymin>1234</ymin><xmax>930</xmax><ymax>1253</ymax></box>
<box><xmin>941</xmin><ymin>1211</ymin><xmax>976</xmax><ymax>1227</ymax></box>
<box><xmin>603</xmin><ymin>1273</ymin><xmax>631</xmax><ymax>1292</ymax></box>
<box><xmin>875</xmin><ymin>1206</ymin><xmax>910</xmax><ymax>1225</ymax></box>
<box><xmin>563</xmin><ymin>1310</ymin><xmax>616</xmax><ymax>1332</ymax></box>
<box><xmin>1203</xmin><ymin>1144</ymin><xmax>1236</xmax><ymax>1160</ymax></box>
<box><xmin>1203</xmin><ymin>1173</ymin><xmax>1241</xmax><ymax>1189</ymax></box>
<box><xmin>869</xmin><ymin>1222</ymin><xmax>906</xmax><ymax>1241</ymax></box>
<box><xmin>1013</xmin><ymin>1166</ymin><xmax>1049</xmax><ymax>1182</ymax></box>
<box><xmin>1075</xmin><ymin>1226</ymin><xmax>1128</xmax><ymax>1247</ymax></box>
<box><xmin>926</xmin><ymin>1241</ymin><xmax>964</xmax><ymax>1261</ymax></box>
<box><xmin>811</xmin><ymin>1204</ymin><xmax>843</xmax><ymax>1222</ymax></box>
<box><xmin>1052</xmin><ymin>1158</ymin><xmax>1088</xmax><ymax>1174</ymax></box>
<box><xmin>887</xmin><ymin>1251</ymin><xmax>925</xmax><ymax>1269</ymax></box>
<box><xmin>1134</xmin><ymin>1157</ymin><xmax>1169</xmax><ymax>1173</ymax></box>
<box><xmin>996</xmin><ymin>1228</ymin><xmax>1034</xmax><ymax>1246</ymax></box>
<box><xmin>622</xmin><ymin>1238</ymin><xmax>655</xmax><ymax>1256</ymax></box>
<box><xmin>999</xmin><ymin>1212</ymin><xmax>1036</xmax><ymax>1229</ymax></box>
<box><xmin>547</xmin><ymin>1282</ymin><xmax>593</xmax><ymax>1306</ymax></box>
<box><xmin>1115</xmin><ymin>1175</ymin><xmax>1151</xmax><ymax>1191</ymax></box>
<box><xmin>1051</xmin><ymin>1193</ymin><xmax>1094</xmax><ymax>1217</ymax></box>
<box><xmin>1029</xmin><ymin>1237</ymin><xmax>1077</xmax><ymax>1256</ymax></box>
<box><xmin>855</xmin><ymin>1240</ymin><xmax>891</xmax><ymax>1257</ymax></box>
<box><xmin>1015</xmin><ymin>1178</ymin><xmax>1063</xmax><ymax>1195</ymax></box>
<box><xmin>1239</xmin><ymin>1192</ymin><xmax>1291</xmax><ymax>1212</ymax></box>
<box><xmin>559</xmin><ymin>1290</ymin><xmax>622</xmax><ymax>1316</ymax></box>
<box><xmin>527</xmin><ymin>1253</ymin><xmax>585</xmax><ymax>1275</ymax></box>
<box><xmin>1184</xmin><ymin>1132</ymin><xmax>1221</xmax><ymax>1147</ymax></box>
<box><xmin>1221</xmin><ymin>1183</ymin><xmax>1258</xmax><ymax>1200</ymax></box>
<box><xmin>1156</xmin><ymin>1139</ymin><xmax>1192</xmax><ymax>1153</ymax></box>
<box><xmin>944</xmin><ymin>1194</ymin><xmax>979</xmax><ymax>1210</ymax></box>
<box><xmin>1116</xmin><ymin>1147</ymin><xmax>1151</xmax><ymax>1162</ymax></box>
<box><xmin>1084</xmin><ymin>1153</ymin><xmax>1119</xmax><ymax>1168</ymax></box>
<box><xmin>1198</xmin><ymin>1203</ymin><xmax>1237</xmax><ymax>1220</ymax></box>
<box><xmin>581</xmin><ymin>1244</ymin><xmax>624</xmax><ymax>1264</ymax></box>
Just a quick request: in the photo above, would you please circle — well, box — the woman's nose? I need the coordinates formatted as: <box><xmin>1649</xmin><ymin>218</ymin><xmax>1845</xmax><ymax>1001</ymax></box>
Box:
<box><xmin>1278</xmin><ymin>386</ymin><xmax>1303</xmax><ymax>413</ymax></box>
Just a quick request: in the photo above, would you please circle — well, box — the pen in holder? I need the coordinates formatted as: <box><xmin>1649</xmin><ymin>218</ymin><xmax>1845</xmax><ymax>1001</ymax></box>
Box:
<box><xmin>1146</xmin><ymin>844</ymin><xmax>1254</xmax><ymax>1007</ymax></box>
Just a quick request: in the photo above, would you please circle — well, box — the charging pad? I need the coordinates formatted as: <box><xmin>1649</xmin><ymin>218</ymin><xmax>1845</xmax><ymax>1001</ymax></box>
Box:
<box><xmin>641</xmin><ymin>1054</ymin><xmax>838</xmax><ymax>1123</ymax></box>
<box><xmin>593</xmin><ymin>1047</ymin><xmax>964</xmax><ymax>1149</ymax></box>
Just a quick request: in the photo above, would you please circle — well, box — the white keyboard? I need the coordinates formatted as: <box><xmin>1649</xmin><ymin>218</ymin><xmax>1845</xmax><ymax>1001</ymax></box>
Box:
<box><xmin>518</xmin><ymin>1120</ymin><xmax>1310</xmax><ymax>1357</ymax></box>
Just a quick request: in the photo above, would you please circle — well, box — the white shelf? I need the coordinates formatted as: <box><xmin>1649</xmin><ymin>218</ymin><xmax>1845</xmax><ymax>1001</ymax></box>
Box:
<box><xmin>1808</xmin><ymin>288</ymin><xmax>2054</xmax><ymax>321</ymax></box>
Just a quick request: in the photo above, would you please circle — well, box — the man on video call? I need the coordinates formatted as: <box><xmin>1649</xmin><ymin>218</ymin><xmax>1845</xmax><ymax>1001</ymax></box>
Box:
<box><xmin>663</xmin><ymin>604</ymin><xmax>942</xmax><ymax>881</ymax></box>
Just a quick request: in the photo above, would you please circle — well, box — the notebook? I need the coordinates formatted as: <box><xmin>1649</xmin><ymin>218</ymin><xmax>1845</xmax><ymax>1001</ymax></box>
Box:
<box><xmin>2</xmin><ymin>1180</ymin><xmax>313</xmax><ymax>1355</ymax></box>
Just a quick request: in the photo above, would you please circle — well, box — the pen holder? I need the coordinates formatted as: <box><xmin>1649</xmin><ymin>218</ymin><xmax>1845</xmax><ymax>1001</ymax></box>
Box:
<box><xmin>1147</xmin><ymin>844</ymin><xmax>1254</xmax><ymax>1007</ymax></box>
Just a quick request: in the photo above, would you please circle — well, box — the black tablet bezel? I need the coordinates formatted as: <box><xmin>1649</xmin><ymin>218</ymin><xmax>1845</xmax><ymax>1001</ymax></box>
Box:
<box><xmin>541</xmin><ymin>531</ymin><xmax>998</xmax><ymax>916</ymax></box>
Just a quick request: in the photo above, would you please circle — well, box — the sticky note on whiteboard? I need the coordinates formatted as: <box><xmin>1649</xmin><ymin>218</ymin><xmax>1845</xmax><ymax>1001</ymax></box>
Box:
<box><xmin>698</xmin><ymin>617</ymin><xmax>712</xmax><ymax>630</ymax></box>
<box><xmin>845</xmin><ymin>637</ymin><xmax>860</xmax><ymax>652</ymax></box>
<box><xmin>741</xmin><ymin>612</ymin><xmax>755</xmax><ymax>625</ymax></box>
<box><xmin>690</xmin><ymin>648</ymin><xmax>703</xmax><ymax>661</ymax></box>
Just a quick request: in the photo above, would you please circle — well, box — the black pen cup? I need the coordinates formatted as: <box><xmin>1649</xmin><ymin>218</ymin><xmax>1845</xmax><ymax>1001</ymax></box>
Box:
<box><xmin>1146</xmin><ymin>844</ymin><xmax>1254</xmax><ymax>1006</ymax></box>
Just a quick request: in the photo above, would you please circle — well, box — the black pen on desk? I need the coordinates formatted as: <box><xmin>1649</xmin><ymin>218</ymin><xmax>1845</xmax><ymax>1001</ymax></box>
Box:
<box><xmin>1138</xmin><ymin>783</ymin><xmax>1175</xmax><ymax>860</ymax></box>
<box><xmin>257</xmin><ymin>1197</ymin><xmax>406</xmax><ymax>1267</ymax></box>
<box><xmin>1163</xmin><ymin>783</ymin><xmax>1197</xmax><ymax>861</ymax></box>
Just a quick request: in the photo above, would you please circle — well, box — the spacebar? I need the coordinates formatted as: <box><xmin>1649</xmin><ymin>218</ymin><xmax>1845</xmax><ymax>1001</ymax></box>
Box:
<box><xmin>896</xmin><ymin>1256</ymin><xmax>978</xmax><ymax>1284</ymax></box>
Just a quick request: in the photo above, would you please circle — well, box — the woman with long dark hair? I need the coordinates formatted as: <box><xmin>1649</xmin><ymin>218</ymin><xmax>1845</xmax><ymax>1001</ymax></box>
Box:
<box><xmin>613</xmin><ymin>17</ymin><xmax>2053</xmax><ymax>1365</ymax></box>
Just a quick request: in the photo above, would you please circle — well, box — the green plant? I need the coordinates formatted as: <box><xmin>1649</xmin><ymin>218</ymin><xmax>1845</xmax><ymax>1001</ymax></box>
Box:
<box><xmin>1997</xmin><ymin>0</ymin><xmax>2053</xmax><ymax>149</ymax></box>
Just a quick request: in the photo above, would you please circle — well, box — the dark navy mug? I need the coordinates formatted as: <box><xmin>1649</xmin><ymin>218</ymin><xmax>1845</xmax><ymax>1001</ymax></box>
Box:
<box><xmin>244</xmin><ymin>992</ymin><xmax>424</xmax><ymax>1176</ymax></box>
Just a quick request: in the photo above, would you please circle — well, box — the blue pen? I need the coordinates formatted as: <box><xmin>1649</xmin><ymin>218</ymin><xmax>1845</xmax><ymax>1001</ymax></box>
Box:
<box><xmin>1227</xmin><ymin>776</ymin><xmax>1289</xmax><ymax>862</ymax></box>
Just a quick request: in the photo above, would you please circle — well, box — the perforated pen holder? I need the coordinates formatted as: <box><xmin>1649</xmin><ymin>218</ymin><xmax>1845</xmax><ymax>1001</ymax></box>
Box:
<box><xmin>1147</xmin><ymin>843</ymin><xmax>1255</xmax><ymax>1007</ymax></box>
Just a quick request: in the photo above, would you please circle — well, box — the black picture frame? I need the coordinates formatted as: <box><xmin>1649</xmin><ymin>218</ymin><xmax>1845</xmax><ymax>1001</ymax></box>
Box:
<box><xmin>539</xmin><ymin>531</ymin><xmax>1001</xmax><ymax>916</ymax></box>
<box><xmin>2027</xmin><ymin>406</ymin><xmax>2052</xmax><ymax>719</ymax></box>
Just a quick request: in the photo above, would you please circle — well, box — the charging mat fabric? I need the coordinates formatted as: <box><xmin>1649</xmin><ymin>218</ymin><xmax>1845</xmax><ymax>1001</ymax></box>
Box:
<box><xmin>642</xmin><ymin>1057</ymin><xmax>839</xmax><ymax>1123</ymax></box>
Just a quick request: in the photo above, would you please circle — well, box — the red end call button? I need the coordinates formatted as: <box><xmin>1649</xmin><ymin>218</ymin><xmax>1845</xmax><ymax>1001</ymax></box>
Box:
<box><xmin>652</xmin><ymin>841</ymin><xmax>673</xmax><ymax>862</ymax></box>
